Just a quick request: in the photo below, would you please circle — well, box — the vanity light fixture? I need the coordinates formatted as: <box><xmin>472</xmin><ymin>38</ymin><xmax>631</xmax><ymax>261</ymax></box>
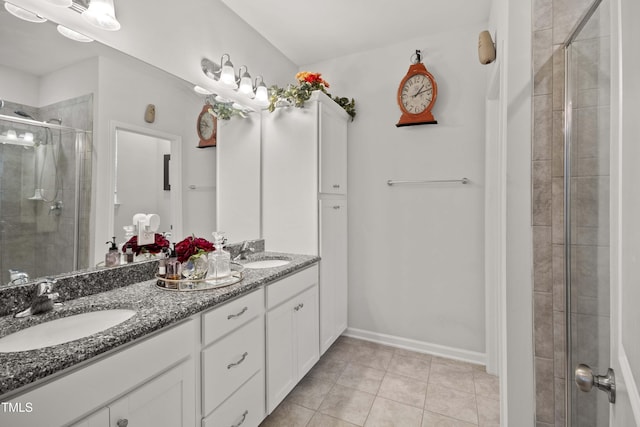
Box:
<box><xmin>201</xmin><ymin>55</ymin><xmax>240</xmax><ymax>89</ymax></box>
<box><xmin>254</xmin><ymin>76</ymin><xmax>269</xmax><ymax>106</ymax></box>
<box><xmin>82</xmin><ymin>0</ymin><xmax>121</xmax><ymax>31</ymax></box>
<box><xmin>57</xmin><ymin>24</ymin><xmax>93</xmax><ymax>42</ymax></box>
<box><xmin>238</xmin><ymin>66</ymin><xmax>255</xmax><ymax>98</ymax></box>
<box><xmin>4</xmin><ymin>2</ymin><xmax>47</xmax><ymax>23</ymax></box>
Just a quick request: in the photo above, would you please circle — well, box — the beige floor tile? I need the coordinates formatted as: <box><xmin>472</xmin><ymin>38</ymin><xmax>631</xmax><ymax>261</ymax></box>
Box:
<box><xmin>364</xmin><ymin>396</ymin><xmax>423</xmax><ymax>427</ymax></box>
<box><xmin>337</xmin><ymin>363</ymin><xmax>386</xmax><ymax>394</ymax></box>
<box><xmin>378</xmin><ymin>372</ymin><xmax>428</xmax><ymax>409</ymax></box>
<box><xmin>476</xmin><ymin>396</ymin><xmax>500</xmax><ymax>426</ymax></box>
<box><xmin>308</xmin><ymin>412</ymin><xmax>359</xmax><ymax>427</ymax></box>
<box><xmin>429</xmin><ymin>368</ymin><xmax>476</xmax><ymax>394</ymax></box>
<box><xmin>473</xmin><ymin>372</ymin><xmax>500</xmax><ymax>401</ymax></box>
<box><xmin>388</xmin><ymin>353</ymin><xmax>431</xmax><ymax>381</ymax></box>
<box><xmin>308</xmin><ymin>357</ymin><xmax>348</xmax><ymax>383</ymax></box>
<box><xmin>394</xmin><ymin>347</ymin><xmax>433</xmax><ymax>362</ymax></box>
<box><xmin>351</xmin><ymin>345</ymin><xmax>395</xmax><ymax>371</ymax></box>
<box><xmin>422</xmin><ymin>410</ymin><xmax>478</xmax><ymax>426</ymax></box>
<box><xmin>324</xmin><ymin>340</ymin><xmax>359</xmax><ymax>363</ymax></box>
<box><xmin>319</xmin><ymin>384</ymin><xmax>376</xmax><ymax>426</ymax></box>
<box><xmin>431</xmin><ymin>357</ymin><xmax>479</xmax><ymax>373</ymax></box>
<box><xmin>260</xmin><ymin>400</ymin><xmax>315</xmax><ymax>427</ymax></box>
<box><xmin>287</xmin><ymin>375</ymin><xmax>335</xmax><ymax>410</ymax></box>
<box><xmin>424</xmin><ymin>384</ymin><xmax>478</xmax><ymax>425</ymax></box>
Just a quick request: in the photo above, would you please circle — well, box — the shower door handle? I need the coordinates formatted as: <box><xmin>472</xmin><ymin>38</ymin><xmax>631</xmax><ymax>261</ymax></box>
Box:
<box><xmin>575</xmin><ymin>363</ymin><xmax>616</xmax><ymax>403</ymax></box>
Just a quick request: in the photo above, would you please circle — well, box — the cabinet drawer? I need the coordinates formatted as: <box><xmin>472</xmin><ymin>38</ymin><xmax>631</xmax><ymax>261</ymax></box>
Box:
<box><xmin>202</xmin><ymin>372</ymin><xmax>265</xmax><ymax>427</ymax></box>
<box><xmin>266</xmin><ymin>265</ymin><xmax>318</xmax><ymax>309</ymax></box>
<box><xmin>202</xmin><ymin>316</ymin><xmax>264</xmax><ymax>416</ymax></box>
<box><xmin>202</xmin><ymin>288</ymin><xmax>264</xmax><ymax>346</ymax></box>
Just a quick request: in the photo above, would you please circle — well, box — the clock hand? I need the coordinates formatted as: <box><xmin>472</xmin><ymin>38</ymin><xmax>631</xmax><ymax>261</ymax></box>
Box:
<box><xmin>412</xmin><ymin>85</ymin><xmax>424</xmax><ymax>97</ymax></box>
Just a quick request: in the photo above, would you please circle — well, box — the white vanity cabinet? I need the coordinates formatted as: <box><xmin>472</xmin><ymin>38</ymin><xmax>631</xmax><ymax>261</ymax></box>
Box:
<box><xmin>201</xmin><ymin>288</ymin><xmax>266</xmax><ymax>427</ymax></box>
<box><xmin>262</xmin><ymin>91</ymin><xmax>349</xmax><ymax>355</ymax></box>
<box><xmin>3</xmin><ymin>319</ymin><xmax>197</xmax><ymax>427</ymax></box>
<box><xmin>265</xmin><ymin>265</ymin><xmax>319</xmax><ymax>413</ymax></box>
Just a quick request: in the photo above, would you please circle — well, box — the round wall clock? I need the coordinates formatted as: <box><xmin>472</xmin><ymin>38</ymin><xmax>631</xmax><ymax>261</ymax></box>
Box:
<box><xmin>396</xmin><ymin>50</ymin><xmax>438</xmax><ymax>127</ymax></box>
<box><xmin>197</xmin><ymin>102</ymin><xmax>217</xmax><ymax>148</ymax></box>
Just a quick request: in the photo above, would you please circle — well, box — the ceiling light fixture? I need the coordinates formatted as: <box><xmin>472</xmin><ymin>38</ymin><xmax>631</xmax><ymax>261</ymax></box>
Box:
<box><xmin>57</xmin><ymin>24</ymin><xmax>93</xmax><ymax>42</ymax></box>
<box><xmin>4</xmin><ymin>2</ymin><xmax>47</xmax><ymax>23</ymax></box>
<box><xmin>82</xmin><ymin>0</ymin><xmax>121</xmax><ymax>31</ymax></box>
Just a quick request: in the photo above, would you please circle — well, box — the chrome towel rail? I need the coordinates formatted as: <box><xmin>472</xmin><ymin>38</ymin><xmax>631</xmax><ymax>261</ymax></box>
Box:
<box><xmin>387</xmin><ymin>177</ymin><xmax>470</xmax><ymax>186</ymax></box>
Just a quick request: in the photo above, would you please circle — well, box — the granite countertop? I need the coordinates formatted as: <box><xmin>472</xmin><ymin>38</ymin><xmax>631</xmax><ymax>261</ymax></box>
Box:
<box><xmin>0</xmin><ymin>251</ymin><xmax>319</xmax><ymax>397</ymax></box>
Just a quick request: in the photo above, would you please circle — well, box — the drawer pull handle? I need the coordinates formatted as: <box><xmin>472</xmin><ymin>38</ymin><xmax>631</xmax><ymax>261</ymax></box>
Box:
<box><xmin>333</xmin><ymin>205</ymin><xmax>340</xmax><ymax>210</ymax></box>
<box><xmin>227</xmin><ymin>352</ymin><xmax>249</xmax><ymax>369</ymax></box>
<box><xmin>294</xmin><ymin>303</ymin><xmax>304</xmax><ymax>311</ymax></box>
<box><xmin>227</xmin><ymin>306</ymin><xmax>248</xmax><ymax>320</ymax></box>
<box><xmin>117</xmin><ymin>420</ymin><xmax>129</xmax><ymax>427</ymax></box>
<box><xmin>231</xmin><ymin>410</ymin><xmax>248</xmax><ymax>427</ymax></box>
<box><xmin>333</xmin><ymin>184</ymin><xmax>340</xmax><ymax>188</ymax></box>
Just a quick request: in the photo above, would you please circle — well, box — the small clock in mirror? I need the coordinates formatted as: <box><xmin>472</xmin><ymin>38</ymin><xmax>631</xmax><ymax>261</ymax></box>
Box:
<box><xmin>197</xmin><ymin>103</ymin><xmax>217</xmax><ymax>148</ymax></box>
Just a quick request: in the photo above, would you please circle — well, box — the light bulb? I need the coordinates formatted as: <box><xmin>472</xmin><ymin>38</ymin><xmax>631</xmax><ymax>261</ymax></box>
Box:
<box><xmin>255</xmin><ymin>83</ymin><xmax>269</xmax><ymax>106</ymax></box>
<box><xmin>6</xmin><ymin>130</ymin><xmax>17</xmax><ymax>140</ymax></box>
<box><xmin>219</xmin><ymin>57</ymin><xmax>237</xmax><ymax>88</ymax></box>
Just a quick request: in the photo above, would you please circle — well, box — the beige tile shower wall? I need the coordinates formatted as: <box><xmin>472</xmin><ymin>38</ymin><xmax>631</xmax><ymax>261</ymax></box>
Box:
<box><xmin>532</xmin><ymin>0</ymin><xmax>595</xmax><ymax>425</ymax></box>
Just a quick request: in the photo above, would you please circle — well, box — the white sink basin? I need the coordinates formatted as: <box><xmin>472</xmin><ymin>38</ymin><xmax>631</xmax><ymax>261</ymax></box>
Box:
<box><xmin>0</xmin><ymin>309</ymin><xmax>136</xmax><ymax>353</ymax></box>
<box><xmin>243</xmin><ymin>259</ymin><xmax>291</xmax><ymax>269</ymax></box>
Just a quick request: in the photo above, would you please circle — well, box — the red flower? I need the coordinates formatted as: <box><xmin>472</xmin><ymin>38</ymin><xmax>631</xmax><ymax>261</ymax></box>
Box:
<box><xmin>175</xmin><ymin>236</ymin><xmax>214</xmax><ymax>263</ymax></box>
<box><xmin>122</xmin><ymin>234</ymin><xmax>170</xmax><ymax>255</ymax></box>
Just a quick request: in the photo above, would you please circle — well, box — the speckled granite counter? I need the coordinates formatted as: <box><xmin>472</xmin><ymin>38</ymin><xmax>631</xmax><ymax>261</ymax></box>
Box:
<box><xmin>0</xmin><ymin>251</ymin><xmax>319</xmax><ymax>397</ymax></box>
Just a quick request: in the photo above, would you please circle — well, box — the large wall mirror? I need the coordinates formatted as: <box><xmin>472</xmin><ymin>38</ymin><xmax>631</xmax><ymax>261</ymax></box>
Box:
<box><xmin>0</xmin><ymin>6</ymin><xmax>213</xmax><ymax>285</ymax></box>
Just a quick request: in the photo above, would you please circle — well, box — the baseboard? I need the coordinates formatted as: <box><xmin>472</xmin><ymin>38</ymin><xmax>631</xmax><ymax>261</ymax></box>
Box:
<box><xmin>343</xmin><ymin>327</ymin><xmax>487</xmax><ymax>367</ymax></box>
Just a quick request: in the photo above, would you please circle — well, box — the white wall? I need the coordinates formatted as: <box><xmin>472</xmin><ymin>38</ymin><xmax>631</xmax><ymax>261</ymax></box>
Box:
<box><xmin>0</xmin><ymin>65</ymin><xmax>39</xmax><ymax>106</ymax></box>
<box><xmin>304</xmin><ymin>28</ymin><xmax>488</xmax><ymax>360</ymax></box>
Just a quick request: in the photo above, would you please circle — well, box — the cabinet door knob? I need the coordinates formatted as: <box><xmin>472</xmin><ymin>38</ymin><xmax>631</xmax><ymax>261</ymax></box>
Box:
<box><xmin>332</xmin><ymin>205</ymin><xmax>340</xmax><ymax>210</ymax></box>
<box><xmin>231</xmin><ymin>410</ymin><xmax>249</xmax><ymax>427</ymax></box>
<box><xmin>227</xmin><ymin>306</ymin><xmax>248</xmax><ymax>320</ymax></box>
<box><xmin>227</xmin><ymin>352</ymin><xmax>249</xmax><ymax>369</ymax></box>
<box><xmin>332</xmin><ymin>184</ymin><xmax>340</xmax><ymax>189</ymax></box>
<box><xmin>117</xmin><ymin>420</ymin><xmax>129</xmax><ymax>427</ymax></box>
<box><xmin>294</xmin><ymin>303</ymin><xmax>305</xmax><ymax>311</ymax></box>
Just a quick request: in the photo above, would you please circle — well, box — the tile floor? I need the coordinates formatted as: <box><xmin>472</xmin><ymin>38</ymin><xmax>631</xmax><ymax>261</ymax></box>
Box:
<box><xmin>260</xmin><ymin>336</ymin><xmax>500</xmax><ymax>427</ymax></box>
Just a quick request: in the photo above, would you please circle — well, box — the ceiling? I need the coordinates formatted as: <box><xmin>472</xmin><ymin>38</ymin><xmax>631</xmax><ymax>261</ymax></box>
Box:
<box><xmin>221</xmin><ymin>0</ymin><xmax>493</xmax><ymax>66</ymax></box>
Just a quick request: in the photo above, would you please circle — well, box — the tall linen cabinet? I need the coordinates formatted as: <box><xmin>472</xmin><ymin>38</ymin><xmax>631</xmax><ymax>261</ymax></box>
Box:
<box><xmin>262</xmin><ymin>91</ymin><xmax>348</xmax><ymax>354</ymax></box>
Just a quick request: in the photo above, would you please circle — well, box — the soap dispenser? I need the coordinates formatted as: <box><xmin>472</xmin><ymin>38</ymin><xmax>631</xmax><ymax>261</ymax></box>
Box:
<box><xmin>208</xmin><ymin>232</ymin><xmax>230</xmax><ymax>279</ymax></box>
<box><xmin>105</xmin><ymin>237</ymin><xmax>120</xmax><ymax>267</ymax></box>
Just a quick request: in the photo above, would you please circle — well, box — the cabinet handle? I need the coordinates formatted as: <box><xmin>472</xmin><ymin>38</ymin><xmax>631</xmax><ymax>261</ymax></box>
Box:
<box><xmin>294</xmin><ymin>303</ymin><xmax>305</xmax><ymax>311</ymax></box>
<box><xmin>227</xmin><ymin>352</ymin><xmax>249</xmax><ymax>369</ymax></box>
<box><xmin>117</xmin><ymin>420</ymin><xmax>129</xmax><ymax>427</ymax></box>
<box><xmin>227</xmin><ymin>306</ymin><xmax>248</xmax><ymax>320</ymax></box>
<box><xmin>230</xmin><ymin>410</ymin><xmax>249</xmax><ymax>427</ymax></box>
<box><xmin>332</xmin><ymin>205</ymin><xmax>340</xmax><ymax>210</ymax></box>
<box><xmin>333</xmin><ymin>184</ymin><xmax>340</xmax><ymax>188</ymax></box>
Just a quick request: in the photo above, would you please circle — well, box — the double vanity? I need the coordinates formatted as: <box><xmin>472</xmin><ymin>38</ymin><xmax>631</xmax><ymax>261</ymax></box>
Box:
<box><xmin>0</xmin><ymin>249</ymin><xmax>324</xmax><ymax>427</ymax></box>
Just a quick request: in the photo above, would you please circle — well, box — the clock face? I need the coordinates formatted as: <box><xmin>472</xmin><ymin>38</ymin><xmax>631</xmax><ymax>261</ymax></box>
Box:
<box><xmin>198</xmin><ymin>112</ymin><xmax>215</xmax><ymax>140</ymax></box>
<box><xmin>400</xmin><ymin>74</ymin><xmax>434</xmax><ymax>115</ymax></box>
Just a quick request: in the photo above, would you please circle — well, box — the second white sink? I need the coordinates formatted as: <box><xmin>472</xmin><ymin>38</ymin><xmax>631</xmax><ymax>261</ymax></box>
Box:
<box><xmin>243</xmin><ymin>259</ymin><xmax>291</xmax><ymax>269</ymax></box>
<box><xmin>0</xmin><ymin>309</ymin><xmax>136</xmax><ymax>353</ymax></box>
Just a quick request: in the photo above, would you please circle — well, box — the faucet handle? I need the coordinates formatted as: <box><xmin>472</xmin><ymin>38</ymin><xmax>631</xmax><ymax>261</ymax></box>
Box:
<box><xmin>36</xmin><ymin>278</ymin><xmax>57</xmax><ymax>295</ymax></box>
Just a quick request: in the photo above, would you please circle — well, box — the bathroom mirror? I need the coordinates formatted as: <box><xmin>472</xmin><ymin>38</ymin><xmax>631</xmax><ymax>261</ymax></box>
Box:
<box><xmin>0</xmin><ymin>7</ymin><xmax>208</xmax><ymax>284</ymax></box>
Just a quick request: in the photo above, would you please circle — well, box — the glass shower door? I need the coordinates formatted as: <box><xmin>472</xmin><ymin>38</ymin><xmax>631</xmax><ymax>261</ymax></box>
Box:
<box><xmin>565</xmin><ymin>0</ymin><xmax>612</xmax><ymax>425</ymax></box>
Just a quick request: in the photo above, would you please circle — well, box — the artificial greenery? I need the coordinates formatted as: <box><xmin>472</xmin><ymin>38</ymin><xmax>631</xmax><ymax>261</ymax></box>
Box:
<box><xmin>267</xmin><ymin>72</ymin><xmax>356</xmax><ymax>121</ymax></box>
<box><xmin>208</xmin><ymin>100</ymin><xmax>249</xmax><ymax>120</ymax></box>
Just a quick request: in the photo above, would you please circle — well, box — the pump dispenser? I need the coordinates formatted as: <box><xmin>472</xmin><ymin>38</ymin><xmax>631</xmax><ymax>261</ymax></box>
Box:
<box><xmin>105</xmin><ymin>237</ymin><xmax>120</xmax><ymax>267</ymax></box>
<box><xmin>208</xmin><ymin>232</ymin><xmax>230</xmax><ymax>279</ymax></box>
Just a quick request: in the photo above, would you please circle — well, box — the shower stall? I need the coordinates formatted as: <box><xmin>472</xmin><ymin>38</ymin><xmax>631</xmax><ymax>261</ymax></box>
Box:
<box><xmin>564</xmin><ymin>0</ymin><xmax>611</xmax><ymax>424</ymax></box>
<box><xmin>0</xmin><ymin>96</ymin><xmax>92</xmax><ymax>285</ymax></box>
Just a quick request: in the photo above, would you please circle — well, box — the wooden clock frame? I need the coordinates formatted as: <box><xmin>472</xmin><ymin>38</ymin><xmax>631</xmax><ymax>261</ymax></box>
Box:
<box><xmin>196</xmin><ymin>103</ymin><xmax>217</xmax><ymax>148</ymax></box>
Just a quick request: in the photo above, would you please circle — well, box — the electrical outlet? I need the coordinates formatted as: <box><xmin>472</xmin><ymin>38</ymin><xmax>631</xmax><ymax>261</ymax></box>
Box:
<box><xmin>137</xmin><ymin>220</ymin><xmax>154</xmax><ymax>246</ymax></box>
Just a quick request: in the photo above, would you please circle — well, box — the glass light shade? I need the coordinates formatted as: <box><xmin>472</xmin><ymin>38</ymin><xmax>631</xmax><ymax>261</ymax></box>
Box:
<box><xmin>193</xmin><ymin>85</ymin><xmax>213</xmax><ymax>95</ymax></box>
<box><xmin>46</xmin><ymin>0</ymin><xmax>73</xmax><ymax>6</ymax></box>
<box><xmin>4</xmin><ymin>2</ymin><xmax>47</xmax><ymax>23</ymax></box>
<box><xmin>238</xmin><ymin>72</ymin><xmax>255</xmax><ymax>98</ymax></box>
<box><xmin>6</xmin><ymin>130</ymin><xmax>17</xmax><ymax>140</ymax></box>
<box><xmin>255</xmin><ymin>83</ymin><xmax>269</xmax><ymax>106</ymax></box>
<box><xmin>22</xmin><ymin>132</ymin><xmax>33</xmax><ymax>142</ymax></box>
<box><xmin>219</xmin><ymin>59</ymin><xmax>237</xmax><ymax>88</ymax></box>
<box><xmin>57</xmin><ymin>25</ymin><xmax>94</xmax><ymax>42</ymax></box>
<box><xmin>82</xmin><ymin>0</ymin><xmax>121</xmax><ymax>31</ymax></box>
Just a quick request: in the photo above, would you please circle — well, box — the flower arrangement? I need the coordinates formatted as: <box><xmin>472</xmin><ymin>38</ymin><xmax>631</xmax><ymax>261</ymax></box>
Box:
<box><xmin>208</xmin><ymin>101</ymin><xmax>249</xmax><ymax>121</ymax></box>
<box><xmin>175</xmin><ymin>235</ymin><xmax>215</xmax><ymax>263</ymax></box>
<box><xmin>122</xmin><ymin>233</ymin><xmax>170</xmax><ymax>255</ymax></box>
<box><xmin>268</xmin><ymin>72</ymin><xmax>356</xmax><ymax>120</ymax></box>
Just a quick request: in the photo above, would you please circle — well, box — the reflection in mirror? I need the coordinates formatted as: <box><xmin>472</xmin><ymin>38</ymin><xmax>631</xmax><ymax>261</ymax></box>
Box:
<box><xmin>114</xmin><ymin>127</ymin><xmax>179</xmax><ymax>246</ymax></box>
<box><xmin>0</xmin><ymin>99</ymin><xmax>92</xmax><ymax>285</ymax></box>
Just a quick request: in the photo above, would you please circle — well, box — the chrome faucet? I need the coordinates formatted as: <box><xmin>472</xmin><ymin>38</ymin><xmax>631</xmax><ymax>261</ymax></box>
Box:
<box><xmin>233</xmin><ymin>241</ymin><xmax>255</xmax><ymax>261</ymax></box>
<box><xmin>14</xmin><ymin>279</ymin><xmax>61</xmax><ymax>318</ymax></box>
